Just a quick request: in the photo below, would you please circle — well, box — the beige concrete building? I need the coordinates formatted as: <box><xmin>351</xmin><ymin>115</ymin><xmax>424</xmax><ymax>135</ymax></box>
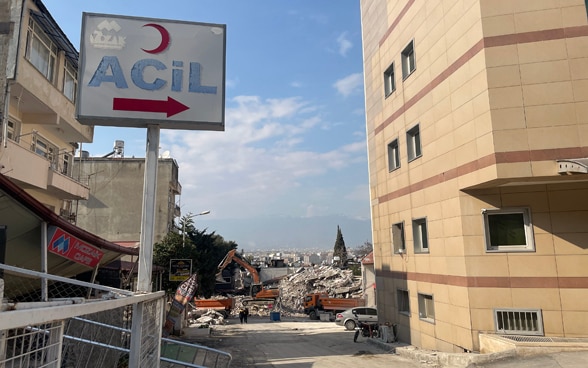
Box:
<box><xmin>360</xmin><ymin>0</ymin><xmax>588</xmax><ymax>353</ymax></box>
<box><xmin>0</xmin><ymin>0</ymin><xmax>139</xmax><ymax>285</ymax></box>
<box><xmin>1</xmin><ymin>0</ymin><xmax>91</xmax><ymax>218</ymax></box>
<box><xmin>74</xmin><ymin>157</ymin><xmax>182</xmax><ymax>246</ymax></box>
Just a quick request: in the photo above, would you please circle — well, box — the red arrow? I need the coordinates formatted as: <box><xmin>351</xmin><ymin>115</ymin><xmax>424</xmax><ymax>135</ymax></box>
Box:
<box><xmin>113</xmin><ymin>96</ymin><xmax>189</xmax><ymax>117</ymax></box>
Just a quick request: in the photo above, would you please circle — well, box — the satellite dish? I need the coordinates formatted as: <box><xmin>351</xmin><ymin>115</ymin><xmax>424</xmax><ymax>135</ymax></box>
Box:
<box><xmin>161</xmin><ymin>150</ymin><xmax>171</xmax><ymax>158</ymax></box>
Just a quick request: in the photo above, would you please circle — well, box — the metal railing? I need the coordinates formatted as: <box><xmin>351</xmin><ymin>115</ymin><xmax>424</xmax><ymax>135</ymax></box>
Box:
<box><xmin>0</xmin><ymin>263</ymin><xmax>231</xmax><ymax>368</ymax></box>
<box><xmin>161</xmin><ymin>338</ymin><xmax>232</xmax><ymax>368</ymax></box>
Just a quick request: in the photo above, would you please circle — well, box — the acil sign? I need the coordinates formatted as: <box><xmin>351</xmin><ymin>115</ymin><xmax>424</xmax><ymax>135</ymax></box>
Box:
<box><xmin>77</xmin><ymin>13</ymin><xmax>226</xmax><ymax>131</ymax></box>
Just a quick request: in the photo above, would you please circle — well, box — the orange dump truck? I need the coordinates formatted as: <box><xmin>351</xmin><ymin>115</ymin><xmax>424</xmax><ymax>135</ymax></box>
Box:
<box><xmin>303</xmin><ymin>293</ymin><xmax>365</xmax><ymax>320</ymax></box>
<box><xmin>193</xmin><ymin>297</ymin><xmax>234</xmax><ymax>317</ymax></box>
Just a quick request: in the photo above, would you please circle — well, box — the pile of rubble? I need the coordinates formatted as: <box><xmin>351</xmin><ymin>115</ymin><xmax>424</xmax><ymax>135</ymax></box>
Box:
<box><xmin>186</xmin><ymin>309</ymin><xmax>227</xmax><ymax>327</ymax></box>
<box><xmin>186</xmin><ymin>265</ymin><xmax>363</xmax><ymax>326</ymax></box>
<box><xmin>271</xmin><ymin>265</ymin><xmax>362</xmax><ymax>315</ymax></box>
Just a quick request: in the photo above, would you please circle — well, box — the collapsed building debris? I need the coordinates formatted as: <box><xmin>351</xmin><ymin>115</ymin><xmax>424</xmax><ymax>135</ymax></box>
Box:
<box><xmin>187</xmin><ymin>265</ymin><xmax>364</xmax><ymax>326</ymax></box>
<box><xmin>271</xmin><ymin>265</ymin><xmax>363</xmax><ymax>316</ymax></box>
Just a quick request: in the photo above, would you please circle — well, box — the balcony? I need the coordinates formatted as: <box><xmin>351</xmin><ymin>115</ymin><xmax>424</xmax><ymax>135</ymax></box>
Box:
<box><xmin>0</xmin><ymin>138</ymin><xmax>89</xmax><ymax>200</ymax></box>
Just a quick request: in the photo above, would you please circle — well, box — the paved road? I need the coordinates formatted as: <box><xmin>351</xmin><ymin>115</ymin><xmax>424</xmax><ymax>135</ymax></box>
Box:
<box><xmin>180</xmin><ymin>315</ymin><xmax>588</xmax><ymax>368</ymax></box>
<box><xmin>181</xmin><ymin>316</ymin><xmax>421</xmax><ymax>368</ymax></box>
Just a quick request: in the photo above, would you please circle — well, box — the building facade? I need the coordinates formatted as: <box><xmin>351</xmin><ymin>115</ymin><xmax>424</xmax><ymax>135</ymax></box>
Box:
<box><xmin>1</xmin><ymin>0</ymin><xmax>92</xmax><ymax>217</ymax></box>
<box><xmin>361</xmin><ymin>0</ymin><xmax>588</xmax><ymax>352</ymax></box>
<box><xmin>74</xmin><ymin>157</ymin><xmax>182</xmax><ymax>246</ymax></box>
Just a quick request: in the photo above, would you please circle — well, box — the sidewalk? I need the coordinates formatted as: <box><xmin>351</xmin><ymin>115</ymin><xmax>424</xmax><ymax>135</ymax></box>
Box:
<box><xmin>366</xmin><ymin>336</ymin><xmax>588</xmax><ymax>368</ymax></box>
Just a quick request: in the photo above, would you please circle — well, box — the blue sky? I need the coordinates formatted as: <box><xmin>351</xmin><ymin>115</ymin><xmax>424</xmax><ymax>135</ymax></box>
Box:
<box><xmin>43</xmin><ymin>0</ymin><xmax>371</xmax><ymax>250</ymax></box>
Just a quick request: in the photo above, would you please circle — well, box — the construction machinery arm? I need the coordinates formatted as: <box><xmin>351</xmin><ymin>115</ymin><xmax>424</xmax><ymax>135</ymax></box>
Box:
<box><xmin>215</xmin><ymin>249</ymin><xmax>261</xmax><ymax>284</ymax></box>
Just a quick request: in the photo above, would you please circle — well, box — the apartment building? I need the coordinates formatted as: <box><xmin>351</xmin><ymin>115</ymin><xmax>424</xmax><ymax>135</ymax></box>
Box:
<box><xmin>0</xmin><ymin>0</ymin><xmax>142</xmax><ymax>285</ymax></box>
<box><xmin>73</xmin><ymin>156</ymin><xmax>182</xmax><ymax>246</ymax></box>
<box><xmin>2</xmin><ymin>0</ymin><xmax>92</xmax><ymax>217</ymax></box>
<box><xmin>360</xmin><ymin>0</ymin><xmax>588</xmax><ymax>353</ymax></box>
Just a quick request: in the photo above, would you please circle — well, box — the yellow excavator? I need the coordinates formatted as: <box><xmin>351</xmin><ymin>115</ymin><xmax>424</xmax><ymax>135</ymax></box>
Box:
<box><xmin>215</xmin><ymin>249</ymin><xmax>279</xmax><ymax>305</ymax></box>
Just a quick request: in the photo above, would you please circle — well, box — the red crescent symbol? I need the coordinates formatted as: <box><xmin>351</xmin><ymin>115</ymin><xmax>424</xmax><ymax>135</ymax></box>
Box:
<box><xmin>142</xmin><ymin>23</ymin><xmax>170</xmax><ymax>54</ymax></box>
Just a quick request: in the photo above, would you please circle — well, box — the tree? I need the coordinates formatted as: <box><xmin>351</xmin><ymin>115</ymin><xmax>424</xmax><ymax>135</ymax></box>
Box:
<box><xmin>333</xmin><ymin>225</ymin><xmax>348</xmax><ymax>267</ymax></box>
<box><xmin>153</xmin><ymin>214</ymin><xmax>237</xmax><ymax>296</ymax></box>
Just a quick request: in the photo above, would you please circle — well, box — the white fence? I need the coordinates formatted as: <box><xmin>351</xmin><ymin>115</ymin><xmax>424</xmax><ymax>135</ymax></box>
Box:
<box><xmin>0</xmin><ymin>263</ymin><xmax>164</xmax><ymax>368</ymax></box>
<box><xmin>0</xmin><ymin>263</ymin><xmax>231</xmax><ymax>368</ymax></box>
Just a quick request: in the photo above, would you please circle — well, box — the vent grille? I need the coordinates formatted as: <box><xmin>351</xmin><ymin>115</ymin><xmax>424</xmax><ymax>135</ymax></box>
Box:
<box><xmin>501</xmin><ymin>335</ymin><xmax>553</xmax><ymax>343</ymax></box>
<box><xmin>495</xmin><ymin>309</ymin><xmax>544</xmax><ymax>336</ymax></box>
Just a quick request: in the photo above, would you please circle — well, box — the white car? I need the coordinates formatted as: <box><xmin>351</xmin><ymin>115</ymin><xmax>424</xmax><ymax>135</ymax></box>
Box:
<box><xmin>334</xmin><ymin>307</ymin><xmax>378</xmax><ymax>330</ymax></box>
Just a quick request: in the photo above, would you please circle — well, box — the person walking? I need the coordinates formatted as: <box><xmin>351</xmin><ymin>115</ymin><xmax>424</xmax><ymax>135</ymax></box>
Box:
<box><xmin>239</xmin><ymin>308</ymin><xmax>245</xmax><ymax>324</ymax></box>
<box><xmin>243</xmin><ymin>307</ymin><xmax>249</xmax><ymax>323</ymax></box>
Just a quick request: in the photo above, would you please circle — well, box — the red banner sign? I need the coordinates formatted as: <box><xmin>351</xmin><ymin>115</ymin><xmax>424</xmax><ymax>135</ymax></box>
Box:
<box><xmin>47</xmin><ymin>226</ymin><xmax>104</xmax><ymax>267</ymax></box>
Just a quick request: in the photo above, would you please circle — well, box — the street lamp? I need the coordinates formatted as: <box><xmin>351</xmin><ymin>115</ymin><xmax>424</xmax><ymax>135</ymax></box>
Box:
<box><xmin>182</xmin><ymin>210</ymin><xmax>211</xmax><ymax>247</ymax></box>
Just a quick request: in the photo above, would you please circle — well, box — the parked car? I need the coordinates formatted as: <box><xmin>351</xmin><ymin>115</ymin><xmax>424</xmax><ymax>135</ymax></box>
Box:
<box><xmin>334</xmin><ymin>307</ymin><xmax>378</xmax><ymax>330</ymax></box>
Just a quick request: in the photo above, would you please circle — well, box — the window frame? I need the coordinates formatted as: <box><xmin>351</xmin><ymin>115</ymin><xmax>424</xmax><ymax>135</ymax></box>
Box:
<box><xmin>7</xmin><ymin>120</ymin><xmax>21</xmax><ymax>141</ymax></box>
<box><xmin>412</xmin><ymin>217</ymin><xmax>429</xmax><ymax>254</ymax></box>
<box><xmin>384</xmin><ymin>62</ymin><xmax>396</xmax><ymax>97</ymax></box>
<box><xmin>387</xmin><ymin>138</ymin><xmax>400</xmax><ymax>172</ymax></box>
<box><xmin>418</xmin><ymin>293</ymin><xmax>435</xmax><ymax>323</ymax></box>
<box><xmin>391</xmin><ymin>222</ymin><xmax>405</xmax><ymax>254</ymax></box>
<box><xmin>483</xmin><ymin>207</ymin><xmax>535</xmax><ymax>253</ymax></box>
<box><xmin>63</xmin><ymin>60</ymin><xmax>78</xmax><ymax>102</ymax></box>
<box><xmin>406</xmin><ymin>124</ymin><xmax>422</xmax><ymax>162</ymax></box>
<box><xmin>26</xmin><ymin>18</ymin><xmax>57</xmax><ymax>83</ymax></box>
<box><xmin>401</xmin><ymin>40</ymin><xmax>416</xmax><ymax>80</ymax></box>
<box><xmin>397</xmin><ymin>288</ymin><xmax>410</xmax><ymax>316</ymax></box>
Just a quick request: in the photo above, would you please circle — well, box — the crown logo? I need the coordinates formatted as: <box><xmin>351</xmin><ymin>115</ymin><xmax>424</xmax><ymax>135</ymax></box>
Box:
<box><xmin>89</xmin><ymin>20</ymin><xmax>126</xmax><ymax>50</ymax></box>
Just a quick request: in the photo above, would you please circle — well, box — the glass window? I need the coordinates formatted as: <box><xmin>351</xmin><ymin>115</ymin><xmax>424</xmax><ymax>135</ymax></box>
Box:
<box><xmin>407</xmin><ymin>124</ymin><xmax>422</xmax><ymax>162</ymax></box>
<box><xmin>391</xmin><ymin>222</ymin><xmax>405</xmax><ymax>254</ymax></box>
<box><xmin>397</xmin><ymin>289</ymin><xmax>410</xmax><ymax>315</ymax></box>
<box><xmin>483</xmin><ymin>208</ymin><xmax>535</xmax><ymax>252</ymax></box>
<box><xmin>401</xmin><ymin>40</ymin><xmax>416</xmax><ymax>79</ymax></box>
<box><xmin>384</xmin><ymin>62</ymin><xmax>395</xmax><ymax>97</ymax></box>
<box><xmin>413</xmin><ymin>218</ymin><xmax>428</xmax><ymax>253</ymax></box>
<box><xmin>63</xmin><ymin>61</ymin><xmax>77</xmax><ymax>102</ymax></box>
<box><xmin>7</xmin><ymin>120</ymin><xmax>20</xmax><ymax>141</ymax></box>
<box><xmin>61</xmin><ymin>153</ymin><xmax>72</xmax><ymax>175</ymax></box>
<box><xmin>26</xmin><ymin>18</ymin><xmax>57</xmax><ymax>82</ymax></box>
<box><xmin>418</xmin><ymin>293</ymin><xmax>435</xmax><ymax>322</ymax></box>
<box><xmin>387</xmin><ymin>139</ymin><xmax>400</xmax><ymax>171</ymax></box>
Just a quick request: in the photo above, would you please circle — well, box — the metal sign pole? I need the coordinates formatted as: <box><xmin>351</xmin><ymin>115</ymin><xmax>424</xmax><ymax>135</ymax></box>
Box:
<box><xmin>136</xmin><ymin>124</ymin><xmax>160</xmax><ymax>292</ymax></box>
<box><xmin>130</xmin><ymin>125</ymin><xmax>160</xmax><ymax>368</ymax></box>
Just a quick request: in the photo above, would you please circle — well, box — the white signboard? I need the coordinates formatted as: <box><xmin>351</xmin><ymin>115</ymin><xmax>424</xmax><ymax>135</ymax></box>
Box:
<box><xmin>77</xmin><ymin>13</ymin><xmax>225</xmax><ymax>130</ymax></box>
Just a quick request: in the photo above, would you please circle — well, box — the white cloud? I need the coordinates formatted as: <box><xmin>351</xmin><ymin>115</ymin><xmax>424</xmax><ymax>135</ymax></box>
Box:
<box><xmin>333</xmin><ymin>73</ymin><xmax>363</xmax><ymax>97</ymax></box>
<box><xmin>336</xmin><ymin>32</ymin><xmax>353</xmax><ymax>56</ymax></box>
<box><xmin>161</xmin><ymin>95</ymin><xmax>367</xmax><ymax>220</ymax></box>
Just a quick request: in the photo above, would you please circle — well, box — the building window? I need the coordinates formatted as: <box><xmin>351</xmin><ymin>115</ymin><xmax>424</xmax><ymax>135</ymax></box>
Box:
<box><xmin>384</xmin><ymin>62</ymin><xmax>395</xmax><ymax>97</ymax></box>
<box><xmin>391</xmin><ymin>222</ymin><xmax>405</xmax><ymax>254</ymax></box>
<box><xmin>32</xmin><ymin>134</ymin><xmax>58</xmax><ymax>162</ymax></box>
<box><xmin>483</xmin><ymin>208</ymin><xmax>535</xmax><ymax>252</ymax></box>
<box><xmin>397</xmin><ymin>289</ymin><xmax>410</xmax><ymax>315</ymax></box>
<box><xmin>60</xmin><ymin>153</ymin><xmax>72</xmax><ymax>175</ymax></box>
<box><xmin>63</xmin><ymin>61</ymin><xmax>77</xmax><ymax>102</ymax></box>
<box><xmin>26</xmin><ymin>18</ymin><xmax>57</xmax><ymax>82</ymax></box>
<box><xmin>495</xmin><ymin>309</ymin><xmax>543</xmax><ymax>336</ymax></box>
<box><xmin>418</xmin><ymin>293</ymin><xmax>434</xmax><ymax>322</ymax></box>
<box><xmin>407</xmin><ymin>124</ymin><xmax>422</xmax><ymax>162</ymax></box>
<box><xmin>7</xmin><ymin>120</ymin><xmax>20</xmax><ymax>141</ymax></box>
<box><xmin>387</xmin><ymin>139</ymin><xmax>400</xmax><ymax>171</ymax></box>
<box><xmin>401</xmin><ymin>40</ymin><xmax>416</xmax><ymax>79</ymax></box>
<box><xmin>412</xmin><ymin>218</ymin><xmax>428</xmax><ymax>253</ymax></box>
